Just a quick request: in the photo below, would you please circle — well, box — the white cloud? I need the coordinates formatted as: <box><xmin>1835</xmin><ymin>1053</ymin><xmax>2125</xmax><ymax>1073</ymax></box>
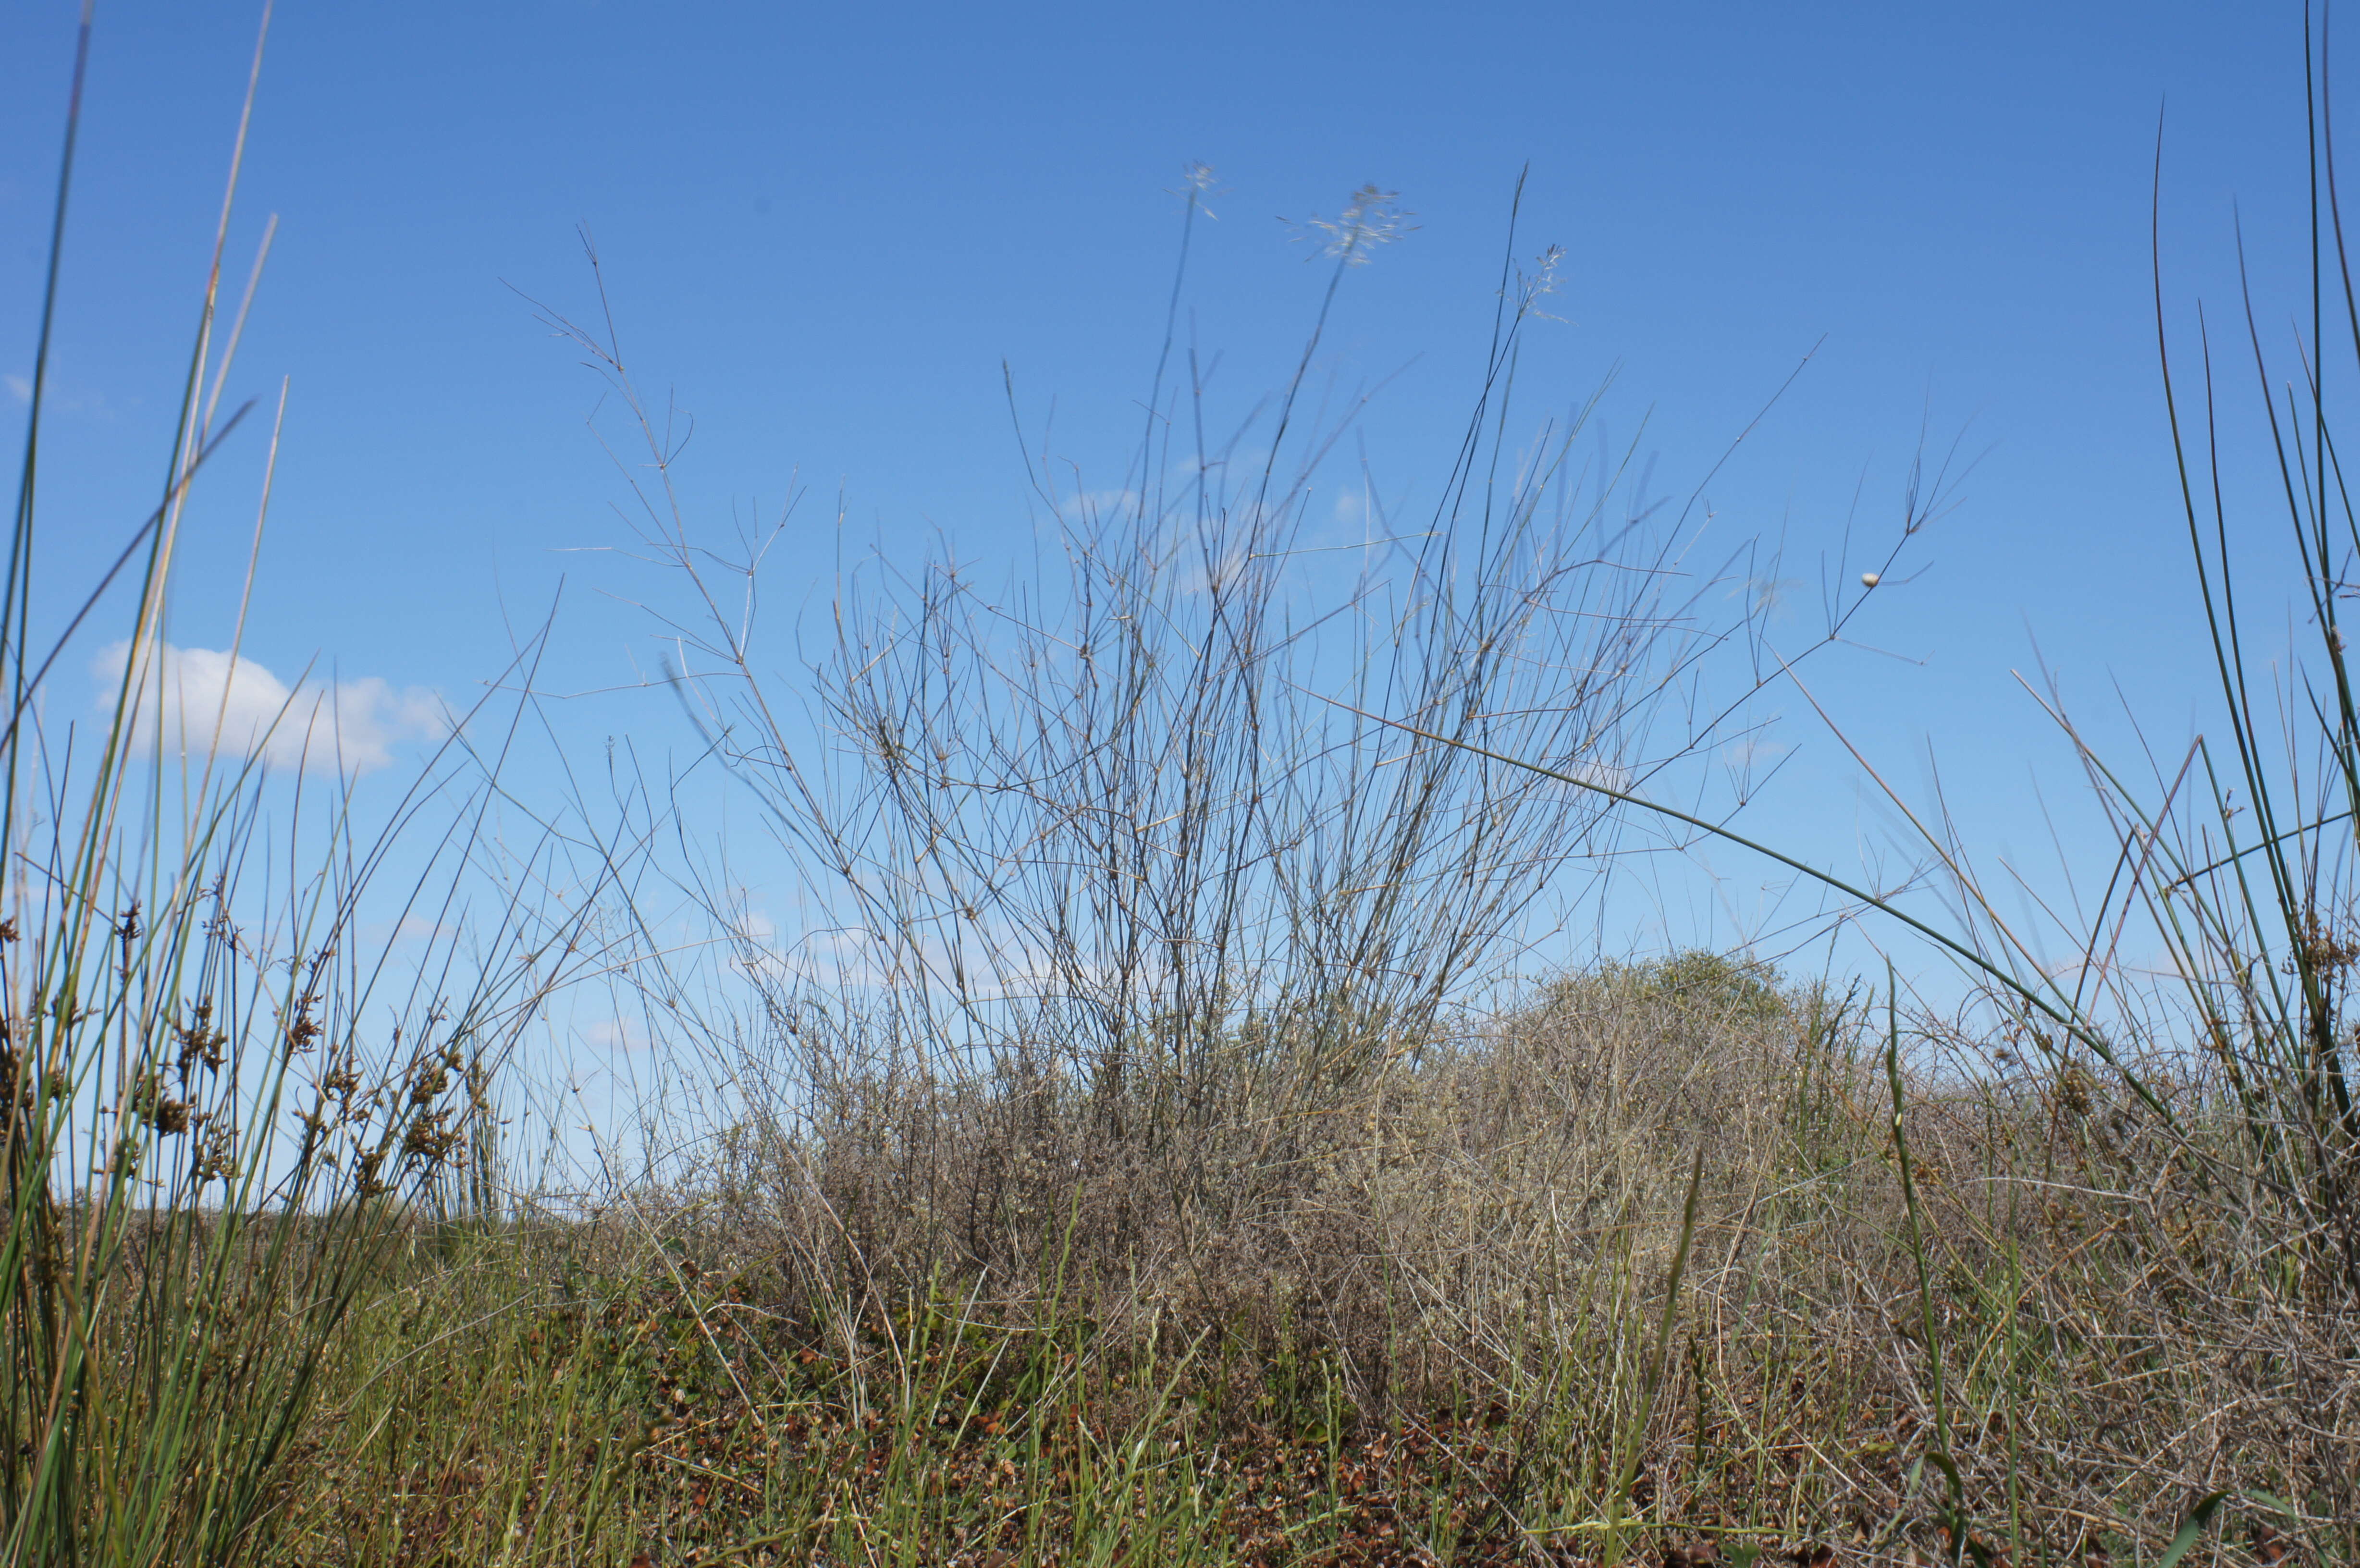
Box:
<box><xmin>95</xmin><ymin>639</ymin><xmax>444</xmax><ymax>776</ymax></box>
<box><xmin>4</xmin><ymin>373</ymin><xmax>108</xmax><ymax>415</ymax></box>
<box><xmin>1722</xmin><ymin>737</ymin><xmax>1792</xmax><ymax>771</ymax></box>
<box><xmin>1562</xmin><ymin>758</ymin><xmax>1634</xmax><ymax>794</ymax></box>
<box><xmin>578</xmin><ymin>1018</ymin><xmax>655</xmax><ymax>1053</ymax></box>
<box><xmin>1069</xmin><ymin>486</ymin><xmax>1141</xmax><ymax>519</ymax></box>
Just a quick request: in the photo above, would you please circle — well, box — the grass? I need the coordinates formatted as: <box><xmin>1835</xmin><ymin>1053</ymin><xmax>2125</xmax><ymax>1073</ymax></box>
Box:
<box><xmin>231</xmin><ymin>959</ymin><xmax>2356</xmax><ymax>1565</ymax></box>
<box><xmin>6</xmin><ymin>8</ymin><xmax>2360</xmax><ymax>1568</ymax></box>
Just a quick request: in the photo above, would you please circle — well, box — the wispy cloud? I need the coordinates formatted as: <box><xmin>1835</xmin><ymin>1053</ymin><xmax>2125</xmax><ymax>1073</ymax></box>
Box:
<box><xmin>578</xmin><ymin>1018</ymin><xmax>655</xmax><ymax>1053</ymax></box>
<box><xmin>95</xmin><ymin>640</ymin><xmax>444</xmax><ymax>776</ymax></box>
<box><xmin>1563</xmin><ymin>758</ymin><xmax>1634</xmax><ymax>794</ymax></box>
<box><xmin>1723</xmin><ymin>737</ymin><xmax>1792</xmax><ymax>772</ymax></box>
<box><xmin>5</xmin><ymin>371</ymin><xmax>110</xmax><ymax>415</ymax></box>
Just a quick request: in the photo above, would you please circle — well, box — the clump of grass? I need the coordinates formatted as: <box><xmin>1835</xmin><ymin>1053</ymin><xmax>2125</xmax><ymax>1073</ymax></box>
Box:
<box><xmin>234</xmin><ymin>953</ymin><xmax>2355</xmax><ymax>1565</ymax></box>
<box><xmin>463</xmin><ymin>124</ymin><xmax>2360</xmax><ymax>1568</ymax></box>
<box><xmin>521</xmin><ymin>59</ymin><xmax>2360</xmax><ymax>1568</ymax></box>
<box><xmin>1</xmin><ymin>16</ymin><xmax>641</xmax><ymax>1564</ymax></box>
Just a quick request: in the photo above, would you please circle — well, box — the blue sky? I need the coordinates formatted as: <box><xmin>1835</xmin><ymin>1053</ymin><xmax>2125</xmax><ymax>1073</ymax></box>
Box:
<box><xmin>0</xmin><ymin>1</ymin><xmax>2333</xmax><ymax>1016</ymax></box>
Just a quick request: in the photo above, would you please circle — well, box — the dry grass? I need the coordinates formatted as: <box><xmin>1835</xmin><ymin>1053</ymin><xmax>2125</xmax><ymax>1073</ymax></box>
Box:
<box><xmin>252</xmin><ymin>957</ymin><xmax>2355</xmax><ymax>1566</ymax></box>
